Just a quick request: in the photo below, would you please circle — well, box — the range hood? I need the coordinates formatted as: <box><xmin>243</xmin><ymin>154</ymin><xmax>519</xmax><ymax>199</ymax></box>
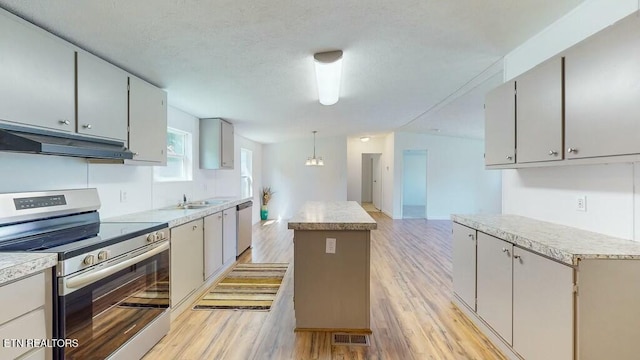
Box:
<box><xmin>0</xmin><ymin>123</ymin><xmax>134</xmax><ymax>160</ymax></box>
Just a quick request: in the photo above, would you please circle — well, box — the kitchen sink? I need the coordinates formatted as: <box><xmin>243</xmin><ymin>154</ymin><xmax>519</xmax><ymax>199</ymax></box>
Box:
<box><xmin>161</xmin><ymin>199</ymin><xmax>229</xmax><ymax>210</ymax></box>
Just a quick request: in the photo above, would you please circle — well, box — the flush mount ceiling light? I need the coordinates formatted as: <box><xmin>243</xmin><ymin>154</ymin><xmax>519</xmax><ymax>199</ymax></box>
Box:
<box><xmin>360</xmin><ymin>136</ymin><xmax>370</xmax><ymax>142</ymax></box>
<box><xmin>305</xmin><ymin>130</ymin><xmax>324</xmax><ymax>166</ymax></box>
<box><xmin>314</xmin><ymin>50</ymin><xmax>343</xmax><ymax>106</ymax></box>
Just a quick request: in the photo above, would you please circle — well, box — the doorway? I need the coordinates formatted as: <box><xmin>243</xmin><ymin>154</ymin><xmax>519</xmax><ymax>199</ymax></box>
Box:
<box><xmin>361</xmin><ymin>153</ymin><xmax>382</xmax><ymax>212</ymax></box>
<box><xmin>402</xmin><ymin>149</ymin><xmax>427</xmax><ymax>219</ymax></box>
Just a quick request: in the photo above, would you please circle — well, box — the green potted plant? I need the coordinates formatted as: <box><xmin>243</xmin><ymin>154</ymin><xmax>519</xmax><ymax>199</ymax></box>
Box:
<box><xmin>261</xmin><ymin>187</ymin><xmax>274</xmax><ymax>220</ymax></box>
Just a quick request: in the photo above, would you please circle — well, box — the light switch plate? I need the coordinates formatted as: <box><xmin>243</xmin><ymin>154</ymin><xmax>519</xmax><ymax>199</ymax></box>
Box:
<box><xmin>120</xmin><ymin>190</ymin><xmax>128</xmax><ymax>203</ymax></box>
<box><xmin>326</xmin><ymin>238</ymin><xmax>336</xmax><ymax>254</ymax></box>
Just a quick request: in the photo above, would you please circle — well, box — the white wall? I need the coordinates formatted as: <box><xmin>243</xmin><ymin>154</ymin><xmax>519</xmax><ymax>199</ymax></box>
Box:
<box><xmin>502</xmin><ymin>164</ymin><xmax>635</xmax><ymax>239</ymax></box>
<box><xmin>402</xmin><ymin>150</ymin><xmax>427</xmax><ymax>207</ymax></box>
<box><xmin>502</xmin><ymin>0</ymin><xmax>640</xmax><ymax>240</ymax></box>
<box><xmin>0</xmin><ymin>105</ymin><xmax>263</xmax><ymax>223</ymax></box>
<box><xmin>382</xmin><ymin>133</ymin><xmax>395</xmax><ymax>217</ymax></box>
<box><xmin>392</xmin><ymin>132</ymin><xmax>502</xmax><ymax>220</ymax></box>
<box><xmin>262</xmin><ymin>136</ymin><xmax>348</xmax><ymax>219</ymax></box>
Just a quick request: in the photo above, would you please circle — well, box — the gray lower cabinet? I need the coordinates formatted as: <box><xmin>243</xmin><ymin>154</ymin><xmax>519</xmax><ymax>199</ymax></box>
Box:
<box><xmin>516</xmin><ymin>56</ymin><xmax>563</xmax><ymax>163</ymax></box>
<box><xmin>512</xmin><ymin>247</ymin><xmax>573</xmax><ymax>360</ymax></box>
<box><xmin>452</xmin><ymin>223</ymin><xmax>476</xmax><ymax>311</ymax></box>
<box><xmin>484</xmin><ymin>80</ymin><xmax>516</xmax><ymax>165</ymax></box>
<box><xmin>564</xmin><ymin>13</ymin><xmax>640</xmax><ymax>159</ymax></box>
<box><xmin>77</xmin><ymin>51</ymin><xmax>128</xmax><ymax>142</ymax></box>
<box><xmin>476</xmin><ymin>233</ymin><xmax>513</xmax><ymax>344</ymax></box>
<box><xmin>170</xmin><ymin>219</ymin><xmax>204</xmax><ymax>307</ymax></box>
<box><xmin>222</xmin><ymin>208</ymin><xmax>237</xmax><ymax>264</ymax></box>
<box><xmin>0</xmin><ymin>9</ymin><xmax>75</xmax><ymax>132</ymax></box>
<box><xmin>204</xmin><ymin>212</ymin><xmax>224</xmax><ymax>280</ymax></box>
<box><xmin>0</xmin><ymin>271</ymin><xmax>51</xmax><ymax>360</ymax></box>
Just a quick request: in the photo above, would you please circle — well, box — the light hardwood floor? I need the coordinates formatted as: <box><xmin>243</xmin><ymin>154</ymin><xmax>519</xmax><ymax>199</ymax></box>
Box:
<box><xmin>143</xmin><ymin>213</ymin><xmax>505</xmax><ymax>360</ymax></box>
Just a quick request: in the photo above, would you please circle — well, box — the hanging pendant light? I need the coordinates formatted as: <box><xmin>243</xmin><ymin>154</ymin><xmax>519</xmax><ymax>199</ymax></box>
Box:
<box><xmin>305</xmin><ymin>131</ymin><xmax>324</xmax><ymax>166</ymax></box>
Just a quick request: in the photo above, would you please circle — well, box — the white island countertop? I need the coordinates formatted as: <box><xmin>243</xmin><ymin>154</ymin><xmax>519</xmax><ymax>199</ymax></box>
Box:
<box><xmin>288</xmin><ymin>201</ymin><xmax>377</xmax><ymax>231</ymax></box>
<box><xmin>452</xmin><ymin>214</ymin><xmax>640</xmax><ymax>266</ymax></box>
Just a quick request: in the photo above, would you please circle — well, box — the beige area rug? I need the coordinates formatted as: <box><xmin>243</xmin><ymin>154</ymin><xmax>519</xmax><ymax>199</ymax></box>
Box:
<box><xmin>193</xmin><ymin>263</ymin><xmax>288</xmax><ymax>311</ymax></box>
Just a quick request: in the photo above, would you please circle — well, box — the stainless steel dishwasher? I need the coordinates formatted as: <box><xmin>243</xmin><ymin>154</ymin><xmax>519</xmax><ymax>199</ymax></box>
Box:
<box><xmin>236</xmin><ymin>200</ymin><xmax>253</xmax><ymax>256</ymax></box>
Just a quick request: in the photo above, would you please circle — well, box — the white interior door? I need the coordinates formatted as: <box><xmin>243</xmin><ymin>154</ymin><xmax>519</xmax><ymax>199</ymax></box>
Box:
<box><xmin>372</xmin><ymin>154</ymin><xmax>382</xmax><ymax>210</ymax></box>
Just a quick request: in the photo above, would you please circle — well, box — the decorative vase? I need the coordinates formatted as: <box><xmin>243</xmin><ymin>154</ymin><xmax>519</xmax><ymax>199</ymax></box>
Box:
<box><xmin>260</xmin><ymin>205</ymin><xmax>268</xmax><ymax>220</ymax></box>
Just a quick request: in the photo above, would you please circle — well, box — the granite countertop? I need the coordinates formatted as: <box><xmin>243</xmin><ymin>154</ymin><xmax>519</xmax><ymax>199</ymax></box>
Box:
<box><xmin>106</xmin><ymin>197</ymin><xmax>253</xmax><ymax>228</ymax></box>
<box><xmin>0</xmin><ymin>253</ymin><xmax>57</xmax><ymax>285</ymax></box>
<box><xmin>288</xmin><ymin>201</ymin><xmax>377</xmax><ymax>231</ymax></box>
<box><xmin>452</xmin><ymin>214</ymin><xmax>640</xmax><ymax>266</ymax></box>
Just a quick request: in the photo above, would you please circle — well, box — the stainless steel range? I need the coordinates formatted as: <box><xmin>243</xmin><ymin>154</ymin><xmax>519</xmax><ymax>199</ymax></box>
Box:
<box><xmin>0</xmin><ymin>188</ymin><xmax>170</xmax><ymax>360</ymax></box>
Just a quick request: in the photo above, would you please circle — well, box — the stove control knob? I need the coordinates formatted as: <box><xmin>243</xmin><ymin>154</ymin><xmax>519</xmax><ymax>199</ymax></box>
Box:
<box><xmin>157</xmin><ymin>231</ymin><xmax>166</xmax><ymax>240</ymax></box>
<box><xmin>83</xmin><ymin>255</ymin><xmax>95</xmax><ymax>266</ymax></box>
<box><xmin>147</xmin><ymin>233</ymin><xmax>158</xmax><ymax>242</ymax></box>
<box><xmin>97</xmin><ymin>250</ymin><xmax>109</xmax><ymax>261</ymax></box>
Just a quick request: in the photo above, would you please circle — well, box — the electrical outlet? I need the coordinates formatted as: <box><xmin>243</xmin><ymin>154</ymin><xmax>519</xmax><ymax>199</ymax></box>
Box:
<box><xmin>576</xmin><ymin>195</ymin><xmax>586</xmax><ymax>212</ymax></box>
<box><xmin>120</xmin><ymin>190</ymin><xmax>128</xmax><ymax>203</ymax></box>
<box><xmin>326</xmin><ymin>238</ymin><xmax>336</xmax><ymax>254</ymax></box>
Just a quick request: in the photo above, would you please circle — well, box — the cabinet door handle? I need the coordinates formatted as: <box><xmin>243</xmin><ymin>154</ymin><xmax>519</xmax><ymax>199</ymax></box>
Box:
<box><xmin>218</xmin><ymin>215</ymin><xmax>222</xmax><ymax>219</ymax></box>
<box><xmin>506</xmin><ymin>155</ymin><xmax>513</xmax><ymax>160</ymax></box>
<box><xmin>83</xmin><ymin>124</ymin><xmax>93</xmax><ymax>129</ymax></box>
<box><xmin>548</xmin><ymin>150</ymin><xmax>558</xmax><ymax>156</ymax></box>
<box><xmin>513</xmin><ymin>254</ymin><xmax>521</xmax><ymax>260</ymax></box>
<box><xmin>567</xmin><ymin>148</ymin><xmax>578</xmax><ymax>154</ymax></box>
<box><xmin>502</xmin><ymin>248</ymin><xmax>510</xmax><ymax>256</ymax></box>
<box><xmin>467</xmin><ymin>234</ymin><xmax>475</xmax><ymax>241</ymax></box>
<box><xmin>192</xmin><ymin>225</ymin><xmax>198</xmax><ymax>230</ymax></box>
<box><xmin>59</xmin><ymin>119</ymin><xmax>71</xmax><ymax>125</ymax></box>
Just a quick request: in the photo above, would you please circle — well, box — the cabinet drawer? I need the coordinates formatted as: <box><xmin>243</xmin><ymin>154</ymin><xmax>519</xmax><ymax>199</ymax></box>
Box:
<box><xmin>0</xmin><ymin>308</ymin><xmax>47</xmax><ymax>360</ymax></box>
<box><xmin>0</xmin><ymin>272</ymin><xmax>45</xmax><ymax>326</ymax></box>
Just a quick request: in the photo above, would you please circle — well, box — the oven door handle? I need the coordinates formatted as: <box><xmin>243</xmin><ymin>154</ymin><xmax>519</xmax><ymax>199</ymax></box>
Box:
<box><xmin>66</xmin><ymin>242</ymin><xmax>169</xmax><ymax>290</ymax></box>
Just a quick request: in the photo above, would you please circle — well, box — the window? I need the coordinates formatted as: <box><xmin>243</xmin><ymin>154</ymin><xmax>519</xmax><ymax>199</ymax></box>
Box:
<box><xmin>154</xmin><ymin>127</ymin><xmax>192</xmax><ymax>182</ymax></box>
<box><xmin>240</xmin><ymin>148</ymin><xmax>253</xmax><ymax>198</ymax></box>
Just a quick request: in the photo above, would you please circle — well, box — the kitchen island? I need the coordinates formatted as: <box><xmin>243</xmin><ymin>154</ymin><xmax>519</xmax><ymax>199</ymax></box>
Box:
<box><xmin>288</xmin><ymin>201</ymin><xmax>377</xmax><ymax>332</ymax></box>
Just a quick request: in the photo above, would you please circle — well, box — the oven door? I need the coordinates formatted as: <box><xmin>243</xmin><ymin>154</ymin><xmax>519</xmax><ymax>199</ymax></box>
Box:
<box><xmin>57</xmin><ymin>241</ymin><xmax>170</xmax><ymax>360</ymax></box>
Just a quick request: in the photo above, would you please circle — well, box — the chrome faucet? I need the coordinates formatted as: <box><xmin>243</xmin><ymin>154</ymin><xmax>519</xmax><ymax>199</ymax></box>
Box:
<box><xmin>179</xmin><ymin>194</ymin><xmax>187</xmax><ymax>207</ymax></box>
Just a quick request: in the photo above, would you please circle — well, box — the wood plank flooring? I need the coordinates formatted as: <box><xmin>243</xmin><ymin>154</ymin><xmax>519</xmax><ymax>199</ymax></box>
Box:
<box><xmin>143</xmin><ymin>213</ymin><xmax>505</xmax><ymax>360</ymax></box>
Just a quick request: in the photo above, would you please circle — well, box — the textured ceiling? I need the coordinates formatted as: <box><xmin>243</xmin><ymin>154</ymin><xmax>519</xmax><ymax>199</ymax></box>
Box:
<box><xmin>0</xmin><ymin>0</ymin><xmax>584</xmax><ymax>143</ymax></box>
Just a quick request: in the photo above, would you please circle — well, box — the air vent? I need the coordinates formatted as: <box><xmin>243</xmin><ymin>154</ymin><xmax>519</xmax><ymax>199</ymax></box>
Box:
<box><xmin>331</xmin><ymin>333</ymin><xmax>370</xmax><ymax>346</ymax></box>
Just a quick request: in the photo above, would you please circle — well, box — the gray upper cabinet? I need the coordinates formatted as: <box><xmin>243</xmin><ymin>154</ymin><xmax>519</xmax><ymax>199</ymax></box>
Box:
<box><xmin>516</xmin><ymin>56</ymin><xmax>563</xmax><ymax>163</ymax></box>
<box><xmin>77</xmin><ymin>51</ymin><xmax>128</xmax><ymax>142</ymax></box>
<box><xmin>564</xmin><ymin>14</ymin><xmax>640</xmax><ymax>159</ymax></box>
<box><xmin>200</xmin><ymin>118</ymin><xmax>235</xmax><ymax>169</ymax></box>
<box><xmin>128</xmin><ymin>76</ymin><xmax>167</xmax><ymax>164</ymax></box>
<box><xmin>0</xmin><ymin>10</ymin><xmax>75</xmax><ymax>132</ymax></box>
<box><xmin>484</xmin><ymin>80</ymin><xmax>516</xmax><ymax>166</ymax></box>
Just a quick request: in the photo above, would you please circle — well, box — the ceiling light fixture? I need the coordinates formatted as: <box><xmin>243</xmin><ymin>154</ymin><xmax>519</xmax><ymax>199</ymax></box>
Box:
<box><xmin>314</xmin><ymin>50</ymin><xmax>343</xmax><ymax>106</ymax></box>
<box><xmin>305</xmin><ymin>131</ymin><xmax>324</xmax><ymax>166</ymax></box>
<box><xmin>360</xmin><ymin>136</ymin><xmax>370</xmax><ymax>142</ymax></box>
